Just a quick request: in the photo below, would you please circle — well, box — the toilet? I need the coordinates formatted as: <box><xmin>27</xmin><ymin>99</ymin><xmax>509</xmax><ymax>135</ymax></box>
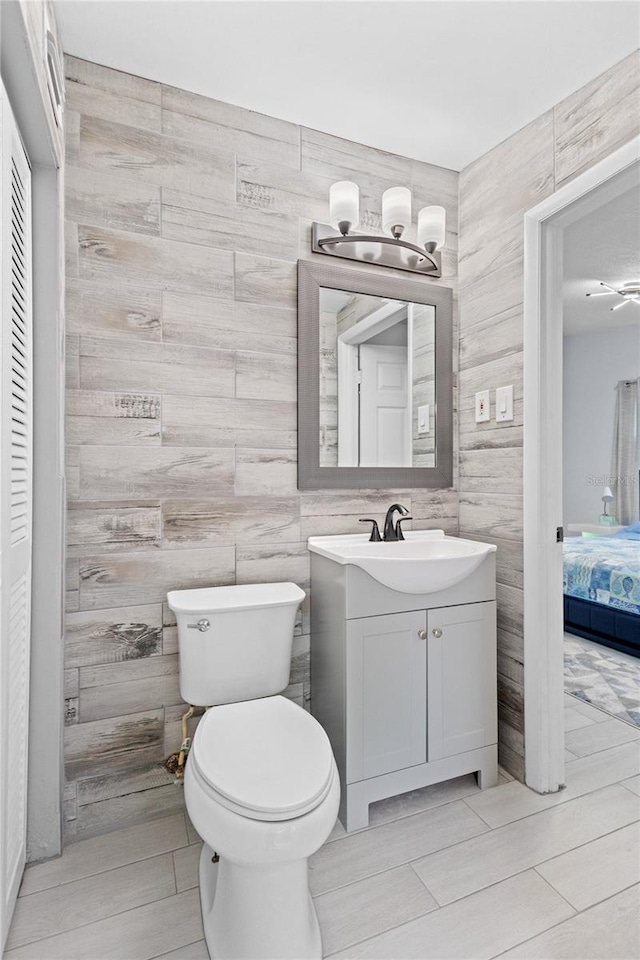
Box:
<box><xmin>167</xmin><ymin>582</ymin><xmax>339</xmax><ymax>960</ymax></box>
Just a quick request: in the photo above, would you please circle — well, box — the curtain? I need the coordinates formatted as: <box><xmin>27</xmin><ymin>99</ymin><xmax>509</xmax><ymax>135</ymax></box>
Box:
<box><xmin>612</xmin><ymin>379</ymin><xmax>639</xmax><ymax>525</ymax></box>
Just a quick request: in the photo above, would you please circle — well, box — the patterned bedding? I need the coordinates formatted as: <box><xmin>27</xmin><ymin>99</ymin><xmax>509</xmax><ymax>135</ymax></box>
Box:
<box><xmin>563</xmin><ymin>537</ymin><xmax>640</xmax><ymax>616</ymax></box>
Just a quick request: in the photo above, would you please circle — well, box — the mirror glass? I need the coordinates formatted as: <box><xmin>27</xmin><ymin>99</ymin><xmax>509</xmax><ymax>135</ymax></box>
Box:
<box><xmin>319</xmin><ymin>288</ymin><xmax>435</xmax><ymax>468</ymax></box>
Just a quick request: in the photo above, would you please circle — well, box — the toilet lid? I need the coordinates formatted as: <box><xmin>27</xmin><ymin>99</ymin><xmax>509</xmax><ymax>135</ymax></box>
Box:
<box><xmin>190</xmin><ymin>696</ymin><xmax>335</xmax><ymax>821</ymax></box>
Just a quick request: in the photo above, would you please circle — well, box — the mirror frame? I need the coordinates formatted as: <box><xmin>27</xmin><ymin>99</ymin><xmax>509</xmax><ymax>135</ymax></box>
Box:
<box><xmin>298</xmin><ymin>260</ymin><xmax>453</xmax><ymax>490</ymax></box>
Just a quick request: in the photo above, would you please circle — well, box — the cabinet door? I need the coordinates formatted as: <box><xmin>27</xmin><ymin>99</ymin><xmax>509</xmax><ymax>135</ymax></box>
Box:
<box><xmin>427</xmin><ymin>602</ymin><xmax>497</xmax><ymax>762</ymax></box>
<box><xmin>346</xmin><ymin>611</ymin><xmax>427</xmax><ymax>783</ymax></box>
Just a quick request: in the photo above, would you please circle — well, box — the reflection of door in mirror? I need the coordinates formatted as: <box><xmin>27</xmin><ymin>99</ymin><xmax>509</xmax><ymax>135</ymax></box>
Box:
<box><xmin>318</xmin><ymin>288</ymin><xmax>435</xmax><ymax>468</ymax></box>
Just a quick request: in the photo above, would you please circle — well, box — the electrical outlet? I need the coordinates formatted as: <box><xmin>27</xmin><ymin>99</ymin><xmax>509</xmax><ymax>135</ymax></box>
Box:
<box><xmin>475</xmin><ymin>390</ymin><xmax>490</xmax><ymax>423</ymax></box>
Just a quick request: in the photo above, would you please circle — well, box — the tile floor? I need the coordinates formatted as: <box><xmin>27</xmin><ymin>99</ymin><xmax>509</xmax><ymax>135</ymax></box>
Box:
<box><xmin>564</xmin><ymin>632</ymin><xmax>640</xmax><ymax>727</ymax></box>
<box><xmin>7</xmin><ymin>696</ymin><xmax>640</xmax><ymax>960</ymax></box>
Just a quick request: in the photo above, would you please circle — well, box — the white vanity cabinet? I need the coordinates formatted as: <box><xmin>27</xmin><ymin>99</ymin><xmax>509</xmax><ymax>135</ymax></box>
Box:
<box><xmin>310</xmin><ymin>552</ymin><xmax>498</xmax><ymax>831</ymax></box>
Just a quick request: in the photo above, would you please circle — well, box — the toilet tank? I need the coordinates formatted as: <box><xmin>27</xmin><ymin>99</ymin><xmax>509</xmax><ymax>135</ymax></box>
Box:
<box><xmin>167</xmin><ymin>582</ymin><xmax>305</xmax><ymax>706</ymax></box>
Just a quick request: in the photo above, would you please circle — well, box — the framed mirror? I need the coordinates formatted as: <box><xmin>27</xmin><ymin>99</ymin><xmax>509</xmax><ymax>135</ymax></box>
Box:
<box><xmin>298</xmin><ymin>260</ymin><xmax>453</xmax><ymax>490</ymax></box>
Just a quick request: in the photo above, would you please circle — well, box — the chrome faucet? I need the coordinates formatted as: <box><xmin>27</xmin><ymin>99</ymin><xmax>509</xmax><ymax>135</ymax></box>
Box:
<box><xmin>383</xmin><ymin>503</ymin><xmax>411</xmax><ymax>542</ymax></box>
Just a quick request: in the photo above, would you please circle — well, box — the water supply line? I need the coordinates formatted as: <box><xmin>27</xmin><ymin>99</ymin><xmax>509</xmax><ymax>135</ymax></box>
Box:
<box><xmin>164</xmin><ymin>704</ymin><xmax>205</xmax><ymax>782</ymax></box>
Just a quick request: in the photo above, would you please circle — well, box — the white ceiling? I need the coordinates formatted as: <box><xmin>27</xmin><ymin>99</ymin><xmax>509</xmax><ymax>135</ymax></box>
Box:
<box><xmin>563</xmin><ymin>182</ymin><xmax>640</xmax><ymax>338</ymax></box>
<box><xmin>53</xmin><ymin>0</ymin><xmax>640</xmax><ymax>171</ymax></box>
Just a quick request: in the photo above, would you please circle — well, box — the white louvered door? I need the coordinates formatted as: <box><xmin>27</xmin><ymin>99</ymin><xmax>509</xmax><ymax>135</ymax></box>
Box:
<box><xmin>0</xmin><ymin>83</ymin><xmax>32</xmax><ymax>953</ymax></box>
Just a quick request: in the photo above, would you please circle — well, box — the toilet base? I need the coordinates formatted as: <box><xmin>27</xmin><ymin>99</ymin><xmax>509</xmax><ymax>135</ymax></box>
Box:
<box><xmin>199</xmin><ymin>844</ymin><xmax>322</xmax><ymax>960</ymax></box>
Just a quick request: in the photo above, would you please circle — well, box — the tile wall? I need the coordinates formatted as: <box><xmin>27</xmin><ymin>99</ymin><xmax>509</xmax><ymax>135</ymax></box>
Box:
<box><xmin>63</xmin><ymin>55</ymin><xmax>459</xmax><ymax>839</ymax></box>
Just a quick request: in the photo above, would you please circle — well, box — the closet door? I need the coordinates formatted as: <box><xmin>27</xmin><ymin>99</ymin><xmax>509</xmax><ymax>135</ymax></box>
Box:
<box><xmin>0</xmin><ymin>83</ymin><xmax>32</xmax><ymax>952</ymax></box>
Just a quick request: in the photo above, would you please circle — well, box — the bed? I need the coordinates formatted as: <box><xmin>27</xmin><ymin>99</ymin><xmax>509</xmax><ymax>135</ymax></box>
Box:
<box><xmin>563</xmin><ymin>528</ymin><xmax>640</xmax><ymax>658</ymax></box>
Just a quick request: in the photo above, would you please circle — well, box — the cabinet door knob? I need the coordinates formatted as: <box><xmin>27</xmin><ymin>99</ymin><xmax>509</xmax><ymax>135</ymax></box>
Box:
<box><xmin>418</xmin><ymin>629</ymin><xmax>427</xmax><ymax>640</ymax></box>
<box><xmin>432</xmin><ymin>628</ymin><xmax>443</xmax><ymax>638</ymax></box>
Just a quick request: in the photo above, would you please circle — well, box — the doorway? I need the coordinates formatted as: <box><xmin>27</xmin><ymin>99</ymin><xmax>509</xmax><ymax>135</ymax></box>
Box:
<box><xmin>523</xmin><ymin>137</ymin><xmax>640</xmax><ymax>793</ymax></box>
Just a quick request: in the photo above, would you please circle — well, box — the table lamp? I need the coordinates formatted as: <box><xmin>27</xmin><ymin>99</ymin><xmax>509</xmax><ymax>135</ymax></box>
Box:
<box><xmin>598</xmin><ymin>486</ymin><xmax>617</xmax><ymax>525</ymax></box>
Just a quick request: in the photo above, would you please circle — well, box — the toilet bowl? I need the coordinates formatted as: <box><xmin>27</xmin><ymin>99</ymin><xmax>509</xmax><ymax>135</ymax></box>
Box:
<box><xmin>185</xmin><ymin>697</ymin><xmax>339</xmax><ymax>959</ymax></box>
<box><xmin>167</xmin><ymin>583</ymin><xmax>340</xmax><ymax>960</ymax></box>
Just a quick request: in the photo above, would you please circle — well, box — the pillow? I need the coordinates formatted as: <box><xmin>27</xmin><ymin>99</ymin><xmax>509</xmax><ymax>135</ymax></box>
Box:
<box><xmin>613</xmin><ymin>521</ymin><xmax>640</xmax><ymax>540</ymax></box>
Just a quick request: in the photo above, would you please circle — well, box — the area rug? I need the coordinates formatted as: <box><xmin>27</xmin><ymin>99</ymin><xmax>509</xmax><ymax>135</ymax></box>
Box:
<box><xmin>564</xmin><ymin>633</ymin><xmax>640</xmax><ymax>730</ymax></box>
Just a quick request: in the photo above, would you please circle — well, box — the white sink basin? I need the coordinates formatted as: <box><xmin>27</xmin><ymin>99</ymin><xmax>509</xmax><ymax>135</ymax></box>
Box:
<box><xmin>308</xmin><ymin>530</ymin><xmax>496</xmax><ymax>594</ymax></box>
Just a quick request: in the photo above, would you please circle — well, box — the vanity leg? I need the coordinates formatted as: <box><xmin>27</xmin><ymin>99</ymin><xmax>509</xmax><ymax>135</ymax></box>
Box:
<box><xmin>475</xmin><ymin>750</ymin><xmax>499</xmax><ymax>790</ymax></box>
<box><xmin>344</xmin><ymin>790</ymin><xmax>371</xmax><ymax>833</ymax></box>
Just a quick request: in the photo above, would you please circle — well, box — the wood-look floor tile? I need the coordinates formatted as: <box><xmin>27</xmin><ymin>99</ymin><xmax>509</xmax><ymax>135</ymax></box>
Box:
<box><xmin>412</xmin><ymin>783</ymin><xmax>639</xmax><ymax>905</ymax></box>
<box><xmin>536</xmin><ymin>821</ymin><xmax>640</xmax><ymax>911</ymax></box>
<box><xmin>328</xmin><ymin>870</ymin><xmax>573</xmax><ymax>960</ymax></box>
<box><xmin>565</xmin><ymin>718</ymin><xmax>640</xmax><ymax>758</ymax></box>
<box><xmin>465</xmin><ymin>741</ymin><xmax>640</xmax><ymax>828</ymax></box>
<box><xmin>8</xmin><ymin>855</ymin><xmax>175</xmax><ymax>950</ymax></box>
<box><xmin>173</xmin><ymin>843</ymin><xmax>202</xmax><ymax>893</ymax></box>
<box><xmin>497</xmin><ymin>884</ymin><xmax>640</xmax><ymax>959</ymax></box>
<box><xmin>315</xmin><ymin>865</ymin><xmax>437</xmax><ymax>956</ymax></box>
<box><xmin>309</xmin><ymin>800</ymin><xmax>488</xmax><ymax>897</ymax></box>
<box><xmin>4</xmin><ymin>889</ymin><xmax>202</xmax><ymax>960</ymax></box>
<box><xmin>20</xmin><ymin>815</ymin><xmax>187</xmax><ymax>897</ymax></box>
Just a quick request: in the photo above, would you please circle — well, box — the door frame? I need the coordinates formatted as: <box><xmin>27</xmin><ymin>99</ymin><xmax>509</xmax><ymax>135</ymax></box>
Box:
<box><xmin>1</xmin><ymin>2</ymin><xmax>65</xmax><ymax>860</ymax></box>
<box><xmin>523</xmin><ymin>135</ymin><xmax>640</xmax><ymax>793</ymax></box>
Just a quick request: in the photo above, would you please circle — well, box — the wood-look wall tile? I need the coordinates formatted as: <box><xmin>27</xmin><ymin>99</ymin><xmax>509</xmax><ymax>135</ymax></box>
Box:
<box><xmin>457</xmin><ymin>352</ymin><xmax>523</xmax><ymax>408</ymax></box>
<box><xmin>65</xmin><ymin>222</ymin><xmax>79</xmax><ymax>279</ymax></box>
<box><xmin>162</xmin><ymin>498</ymin><xmax>300</xmax><ymax>547</ymax></box>
<box><xmin>234</xmin><ymin>400</ymin><xmax>297</xmax><ymax>449</ymax></box>
<box><xmin>459</xmin><ymin>305</ymin><xmax>523</xmax><ymax>372</ymax></box>
<box><xmin>66</xmin><ymin>279</ymin><xmax>162</xmax><ymax>341</ymax></box>
<box><xmin>66</xmin><ymin>558</ymin><xmax>79</xmax><ymax>613</ymax></box>
<box><xmin>76</xmin><ymin>763</ymin><xmax>174</xmax><ymax>807</ymax></box>
<box><xmin>301</xmin><ymin>127</ymin><xmax>411</xmax><ymax>183</ymax></box>
<box><xmin>555</xmin><ymin>50</ymin><xmax>640</xmax><ymax>186</ymax></box>
<box><xmin>65</xmin><ymin>446</ymin><xmax>80</xmax><ymax>501</ymax></box>
<box><xmin>77</xmin><ymin>224</ymin><xmax>234</xmax><ymax>299</ymax></box>
<box><xmin>66</xmin><ymin>55</ymin><xmax>161</xmax><ymax>107</ymax></box>
<box><xmin>65</xmin><ymin>109</ymin><xmax>80</xmax><ymax>164</ymax></box>
<box><xmin>459</xmin><ymin>112</ymin><xmax>554</xmax><ymax>237</ymax></box>
<box><xmin>78</xmin><ymin>115</ymin><xmax>234</xmax><ymax>200</ymax></box>
<box><xmin>79</xmin><ymin>655</ymin><xmax>182</xmax><ymax>722</ymax></box>
<box><xmin>236</xmin><ymin>351</ymin><xmax>297</xmax><ymax>402</ymax></box>
<box><xmin>236</xmin><ymin>541</ymin><xmax>310</xmax><ymax>588</ymax></box>
<box><xmin>162</xmin><ymin>84</ymin><xmax>300</xmax><ymax>168</ymax></box>
<box><xmin>459</xmin><ymin>494</ymin><xmax>523</xmax><ymax>542</ymax></box>
<box><xmin>65</xmin><ymin>604</ymin><xmax>163</xmax><ymax>668</ymax></box>
<box><xmin>234</xmin><ymin>253</ymin><xmax>296</xmax><ymax>307</ymax></box>
<box><xmin>459</xmin><ymin>448</ymin><xmax>522</xmax><ymax>496</ymax></box>
<box><xmin>162</xmin><ymin>189</ymin><xmax>299</xmax><ymax>261</ymax></box>
<box><xmin>162</xmin><ymin>292</ymin><xmax>297</xmax><ymax>353</ymax></box>
<box><xmin>67</xmin><ymin>389</ymin><xmax>161</xmax><ymax>446</ymax></box>
<box><xmin>458</xmin><ymin>416</ymin><xmax>523</xmax><ymax>453</ymax></box>
<box><xmin>235</xmin><ymin>449</ymin><xmax>297</xmax><ymax>496</ymax></box>
<box><xmin>458</xmin><ymin>258</ymin><xmax>523</xmax><ymax>331</ymax></box>
<box><xmin>66</xmin><ymin>165</ymin><xmax>161</xmax><ymax>237</ymax></box>
<box><xmin>162</xmin><ymin>395</ymin><xmax>235</xmax><ymax>447</ymax></box>
<box><xmin>64</xmin><ymin>709</ymin><xmax>165</xmax><ymax>780</ymax></box>
<box><xmin>77</xmin><ymin>546</ymin><xmax>235</xmax><ymax>609</ymax></box>
<box><xmin>236</xmin><ymin>159</ymin><xmax>330</xmax><ymax>219</ymax></box>
<box><xmin>65</xmin><ymin>78</ymin><xmax>162</xmax><ymax>134</ymax></box>
<box><xmin>496</xmin><ymin>584</ymin><xmax>525</xmax><ymax>638</ymax></box>
<box><xmin>301</xmin><ymin>494</ymin><xmax>412</xmax><ymax>519</ymax></box>
<box><xmin>66</xmin><ymin>503</ymin><xmax>161</xmax><ymax>557</ymax></box>
<box><xmin>79</xmin><ymin>446</ymin><xmax>234</xmax><ymax>501</ymax></box>
<box><xmin>78</xmin><ymin>337</ymin><xmax>234</xmax><ymax>398</ymax></box>
<box><xmin>71</xmin><ymin>783</ymin><xmax>187</xmax><ymax>841</ymax></box>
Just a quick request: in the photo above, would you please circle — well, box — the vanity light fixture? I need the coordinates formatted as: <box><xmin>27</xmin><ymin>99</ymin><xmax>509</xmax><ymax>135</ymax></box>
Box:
<box><xmin>312</xmin><ymin>181</ymin><xmax>446</xmax><ymax>277</ymax></box>
<box><xmin>586</xmin><ymin>280</ymin><xmax>640</xmax><ymax>311</ymax></box>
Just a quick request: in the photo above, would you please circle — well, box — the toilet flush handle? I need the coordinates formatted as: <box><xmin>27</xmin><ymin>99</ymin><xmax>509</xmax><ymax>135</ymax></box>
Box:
<box><xmin>188</xmin><ymin>618</ymin><xmax>211</xmax><ymax>632</ymax></box>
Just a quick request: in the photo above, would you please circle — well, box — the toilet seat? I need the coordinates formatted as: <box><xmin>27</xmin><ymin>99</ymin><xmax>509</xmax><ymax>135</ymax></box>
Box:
<box><xmin>190</xmin><ymin>696</ymin><xmax>335</xmax><ymax>821</ymax></box>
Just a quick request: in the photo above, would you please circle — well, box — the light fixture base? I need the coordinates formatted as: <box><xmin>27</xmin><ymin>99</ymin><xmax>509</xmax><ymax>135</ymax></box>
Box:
<box><xmin>311</xmin><ymin>222</ymin><xmax>442</xmax><ymax>278</ymax></box>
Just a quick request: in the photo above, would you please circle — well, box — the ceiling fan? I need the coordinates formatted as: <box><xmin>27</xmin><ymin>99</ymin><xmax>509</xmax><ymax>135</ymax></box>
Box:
<box><xmin>586</xmin><ymin>280</ymin><xmax>640</xmax><ymax>311</ymax></box>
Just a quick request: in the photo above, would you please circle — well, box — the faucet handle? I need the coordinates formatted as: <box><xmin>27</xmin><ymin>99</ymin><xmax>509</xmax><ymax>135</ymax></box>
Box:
<box><xmin>359</xmin><ymin>518</ymin><xmax>382</xmax><ymax>542</ymax></box>
<box><xmin>395</xmin><ymin>517</ymin><xmax>413</xmax><ymax>541</ymax></box>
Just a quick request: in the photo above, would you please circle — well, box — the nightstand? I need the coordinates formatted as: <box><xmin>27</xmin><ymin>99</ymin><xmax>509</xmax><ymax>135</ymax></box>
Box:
<box><xmin>566</xmin><ymin>523</ymin><xmax>624</xmax><ymax>538</ymax></box>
